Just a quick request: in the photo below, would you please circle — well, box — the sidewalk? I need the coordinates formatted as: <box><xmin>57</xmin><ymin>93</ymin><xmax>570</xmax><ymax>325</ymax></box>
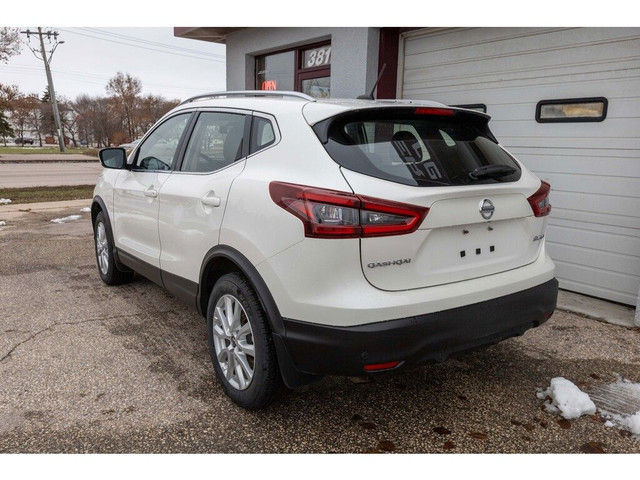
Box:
<box><xmin>0</xmin><ymin>154</ymin><xmax>98</xmax><ymax>163</ymax></box>
<box><xmin>0</xmin><ymin>198</ymin><xmax>92</xmax><ymax>221</ymax></box>
<box><xmin>557</xmin><ymin>290</ymin><xmax>638</xmax><ymax>328</ymax></box>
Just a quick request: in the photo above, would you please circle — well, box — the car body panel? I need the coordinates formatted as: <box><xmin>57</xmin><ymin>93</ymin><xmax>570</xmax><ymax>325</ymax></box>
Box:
<box><xmin>112</xmin><ymin>169</ymin><xmax>171</xmax><ymax>268</ymax></box>
<box><xmin>158</xmin><ymin>161</ymin><xmax>246</xmax><ymax>283</ymax></box>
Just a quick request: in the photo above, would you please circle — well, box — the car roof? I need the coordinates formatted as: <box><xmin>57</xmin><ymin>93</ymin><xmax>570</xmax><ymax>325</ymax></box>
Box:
<box><xmin>168</xmin><ymin>91</ymin><xmax>488</xmax><ymax>125</ymax></box>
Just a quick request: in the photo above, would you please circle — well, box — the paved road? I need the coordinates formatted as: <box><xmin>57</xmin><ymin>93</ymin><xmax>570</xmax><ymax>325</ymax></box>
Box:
<box><xmin>0</xmin><ymin>207</ymin><xmax>638</xmax><ymax>453</ymax></box>
<box><xmin>0</xmin><ymin>162</ymin><xmax>103</xmax><ymax>188</ymax></box>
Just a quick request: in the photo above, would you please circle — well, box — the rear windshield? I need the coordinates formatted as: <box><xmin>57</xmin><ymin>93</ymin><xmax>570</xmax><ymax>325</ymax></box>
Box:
<box><xmin>313</xmin><ymin>109</ymin><xmax>521</xmax><ymax>187</ymax></box>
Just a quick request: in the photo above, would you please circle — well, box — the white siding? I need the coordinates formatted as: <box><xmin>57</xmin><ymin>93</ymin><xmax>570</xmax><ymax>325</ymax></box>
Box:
<box><xmin>399</xmin><ymin>27</ymin><xmax>640</xmax><ymax>306</ymax></box>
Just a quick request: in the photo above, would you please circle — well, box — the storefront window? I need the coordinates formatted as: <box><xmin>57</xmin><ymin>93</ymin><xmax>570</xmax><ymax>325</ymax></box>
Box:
<box><xmin>256</xmin><ymin>42</ymin><xmax>331</xmax><ymax>98</ymax></box>
<box><xmin>256</xmin><ymin>51</ymin><xmax>295</xmax><ymax>92</ymax></box>
<box><xmin>301</xmin><ymin>76</ymin><xmax>330</xmax><ymax>99</ymax></box>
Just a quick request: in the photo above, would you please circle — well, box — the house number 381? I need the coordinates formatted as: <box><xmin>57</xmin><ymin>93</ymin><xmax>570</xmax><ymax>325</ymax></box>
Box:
<box><xmin>306</xmin><ymin>47</ymin><xmax>332</xmax><ymax>67</ymax></box>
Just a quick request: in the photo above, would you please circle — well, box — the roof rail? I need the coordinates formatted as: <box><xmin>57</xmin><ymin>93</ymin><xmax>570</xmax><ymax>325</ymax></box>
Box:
<box><xmin>179</xmin><ymin>90</ymin><xmax>316</xmax><ymax>106</ymax></box>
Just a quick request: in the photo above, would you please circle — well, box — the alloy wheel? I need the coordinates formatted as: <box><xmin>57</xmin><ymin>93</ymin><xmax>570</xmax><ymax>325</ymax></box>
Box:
<box><xmin>212</xmin><ymin>294</ymin><xmax>255</xmax><ymax>390</ymax></box>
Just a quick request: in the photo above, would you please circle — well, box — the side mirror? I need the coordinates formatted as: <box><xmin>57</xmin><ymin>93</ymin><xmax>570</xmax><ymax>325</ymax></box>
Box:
<box><xmin>99</xmin><ymin>148</ymin><xmax>128</xmax><ymax>169</ymax></box>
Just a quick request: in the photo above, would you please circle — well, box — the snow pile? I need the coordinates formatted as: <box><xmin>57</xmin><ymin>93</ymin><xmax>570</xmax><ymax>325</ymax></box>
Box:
<box><xmin>537</xmin><ymin>377</ymin><xmax>596</xmax><ymax>419</ymax></box>
<box><xmin>0</xmin><ymin>198</ymin><xmax>11</xmax><ymax>205</ymax></box>
<box><xmin>538</xmin><ymin>377</ymin><xmax>640</xmax><ymax>437</ymax></box>
<box><xmin>80</xmin><ymin>207</ymin><xmax>91</xmax><ymax>212</ymax></box>
<box><xmin>51</xmin><ymin>215</ymin><xmax>82</xmax><ymax>224</ymax></box>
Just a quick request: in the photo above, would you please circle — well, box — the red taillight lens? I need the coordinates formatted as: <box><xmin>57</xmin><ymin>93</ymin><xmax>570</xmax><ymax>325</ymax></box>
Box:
<box><xmin>269</xmin><ymin>182</ymin><xmax>428</xmax><ymax>238</ymax></box>
<box><xmin>414</xmin><ymin>107</ymin><xmax>454</xmax><ymax>116</ymax></box>
<box><xmin>527</xmin><ymin>180</ymin><xmax>552</xmax><ymax>217</ymax></box>
<box><xmin>364</xmin><ymin>361</ymin><xmax>401</xmax><ymax>372</ymax></box>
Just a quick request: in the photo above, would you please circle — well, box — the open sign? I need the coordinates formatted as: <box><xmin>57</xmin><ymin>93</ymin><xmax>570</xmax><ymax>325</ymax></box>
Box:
<box><xmin>261</xmin><ymin>80</ymin><xmax>277</xmax><ymax>91</ymax></box>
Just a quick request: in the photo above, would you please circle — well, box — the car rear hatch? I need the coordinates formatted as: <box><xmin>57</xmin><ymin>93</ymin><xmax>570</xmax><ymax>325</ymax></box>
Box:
<box><xmin>311</xmin><ymin>105</ymin><xmax>549</xmax><ymax>291</ymax></box>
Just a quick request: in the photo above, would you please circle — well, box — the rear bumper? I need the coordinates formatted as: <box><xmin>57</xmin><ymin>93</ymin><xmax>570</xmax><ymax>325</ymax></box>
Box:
<box><xmin>275</xmin><ymin>278</ymin><xmax>558</xmax><ymax>377</ymax></box>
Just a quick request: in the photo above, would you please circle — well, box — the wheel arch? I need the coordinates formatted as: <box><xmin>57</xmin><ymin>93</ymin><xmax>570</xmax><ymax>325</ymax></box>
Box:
<box><xmin>198</xmin><ymin>245</ymin><xmax>321</xmax><ymax>389</ymax></box>
<box><xmin>197</xmin><ymin>245</ymin><xmax>285</xmax><ymax>334</ymax></box>
<box><xmin>91</xmin><ymin>195</ymin><xmax>129</xmax><ymax>272</ymax></box>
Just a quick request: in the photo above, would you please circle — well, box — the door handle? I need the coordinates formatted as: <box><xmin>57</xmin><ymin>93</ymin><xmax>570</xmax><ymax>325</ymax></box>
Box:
<box><xmin>144</xmin><ymin>188</ymin><xmax>158</xmax><ymax>198</ymax></box>
<box><xmin>201</xmin><ymin>192</ymin><xmax>221</xmax><ymax>207</ymax></box>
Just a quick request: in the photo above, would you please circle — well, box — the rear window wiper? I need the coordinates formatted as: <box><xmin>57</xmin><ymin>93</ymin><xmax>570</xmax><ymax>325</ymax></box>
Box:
<box><xmin>468</xmin><ymin>164</ymin><xmax>517</xmax><ymax>180</ymax></box>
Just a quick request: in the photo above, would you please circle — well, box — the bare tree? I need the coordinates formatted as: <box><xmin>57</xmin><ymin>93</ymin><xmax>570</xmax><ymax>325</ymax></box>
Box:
<box><xmin>11</xmin><ymin>95</ymin><xmax>39</xmax><ymax>146</ymax></box>
<box><xmin>0</xmin><ymin>83</ymin><xmax>20</xmax><ymax>111</ymax></box>
<box><xmin>59</xmin><ymin>97</ymin><xmax>79</xmax><ymax>147</ymax></box>
<box><xmin>135</xmin><ymin>94</ymin><xmax>180</xmax><ymax>136</ymax></box>
<box><xmin>0</xmin><ymin>28</ymin><xmax>21</xmax><ymax>64</ymax></box>
<box><xmin>73</xmin><ymin>94</ymin><xmax>120</xmax><ymax>147</ymax></box>
<box><xmin>106</xmin><ymin>72</ymin><xmax>142</xmax><ymax>141</ymax></box>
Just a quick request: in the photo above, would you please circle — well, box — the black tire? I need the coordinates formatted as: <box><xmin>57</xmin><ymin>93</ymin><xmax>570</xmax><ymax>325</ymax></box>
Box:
<box><xmin>207</xmin><ymin>272</ymin><xmax>281</xmax><ymax>409</ymax></box>
<box><xmin>93</xmin><ymin>211</ymin><xmax>133</xmax><ymax>285</ymax></box>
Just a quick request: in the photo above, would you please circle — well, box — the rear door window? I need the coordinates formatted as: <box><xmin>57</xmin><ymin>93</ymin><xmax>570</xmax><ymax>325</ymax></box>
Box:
<box><xmin>314</xmin><ymin>108</ymin><xmax>521</xmax><ymax>187</ymax></box>
<box><xmin>181</xmin><ymin>112</ymin><xmax>247</xmax><ymax>173</ymax></box>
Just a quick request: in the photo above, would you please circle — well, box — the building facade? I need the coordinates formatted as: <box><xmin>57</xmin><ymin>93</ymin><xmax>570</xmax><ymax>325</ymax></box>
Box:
<box><xmin>175</xmin><ymin>27</ymin><xmax>640</xmax><ymax>310</ymax></box>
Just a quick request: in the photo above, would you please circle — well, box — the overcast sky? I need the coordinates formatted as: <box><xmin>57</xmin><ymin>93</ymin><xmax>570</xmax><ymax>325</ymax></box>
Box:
<box><xmin>1</xmin><ymin>27</ymin><xmax>227</xmax><ymax>102</ymax></box>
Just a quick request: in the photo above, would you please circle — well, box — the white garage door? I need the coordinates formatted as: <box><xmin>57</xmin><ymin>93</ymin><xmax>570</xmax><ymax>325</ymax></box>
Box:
<box><xmin>398</xmin><ymin>27</ymin><xmax>640</xmax><ymax>306</ymax></box>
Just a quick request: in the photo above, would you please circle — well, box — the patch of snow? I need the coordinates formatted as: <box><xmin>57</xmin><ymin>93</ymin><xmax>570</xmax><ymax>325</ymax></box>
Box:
<box><xmin>0</xmin><ymin>221</ymin><xmax>6</xmax><ymax>226</ymax></box>
<box><xmin>539</xmin><ymin>376</ymin><xmax>640</xmax><ymax>438</ymax></box>
<box><xmin>544</xmin><ymin>403</ymin><xmax>559</xmax><ymax>414</ymax></box>
<box><xmin>0</xmin><ymin>198</ymin><xmax>11</xmax><ymax>205</ymax></box>
<box><xmin>625</xmin><ymin>413</ymin><xmax>640</xmax><ymax>435</ymax></box>
<box><xmin>51</xmin><ymin>215</ymin><xmax>82</xmax><ymax>224</ymax></box>
<box><xmin>538</xmin><ymin>377</ymin><xmax>596</xmax><ymax>419</ymax></box>
<box><xmin>601</xmin><ymin>412</ymin><xmax>640</xmax><ymax>436</ymax></box>
<box><xmin>80</xmin><ymin>207</ymin><xmax>91</xmax><ymax>212</ymax></box>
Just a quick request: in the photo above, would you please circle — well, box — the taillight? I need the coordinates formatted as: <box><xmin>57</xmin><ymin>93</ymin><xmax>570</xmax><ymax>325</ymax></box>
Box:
<box><xmin>414</xmin><ymin>107</ymin><xmax>454</xmax><ymax>116</ymax></box>
<box><xmin>269</xmin><ymin>182</ymin><xmax>428</xmax><ymax>238</ymax></box>
<box><xmin>527</xmin><ymin>180</ymin><xmax>552</xmax><ymax>217</ymax></box>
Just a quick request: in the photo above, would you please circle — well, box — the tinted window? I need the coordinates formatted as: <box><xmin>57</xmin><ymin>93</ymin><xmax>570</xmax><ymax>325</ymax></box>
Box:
<box><xmin>314</xmin><ymin>109</ymin><xmax>521</xmax><ymax>187</ymax></box>
<box><xmin>181</xmin><ymin>112</ymin><xmax>246</xmax><ymax>173</ymax></box>
<box><xmin>135</xmin><ymin>113</ymin><xmax>191</xmax><ymax>171</ymax></box>
<box><xmin>250</xmin><ymin>116</ymin><xmax>276</xmax><ymax>154</ymax></box>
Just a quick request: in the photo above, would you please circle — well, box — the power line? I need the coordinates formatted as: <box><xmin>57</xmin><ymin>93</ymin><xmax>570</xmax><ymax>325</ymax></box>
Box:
<box><xmin>80</xmin><ymin>27</ymin><xmax>226</xmax><ymax>59</ymax></box>
<box><xmin>57</xmin><ymin>28</ymin><xmax>226</xmax><ymax>63</ymax></box>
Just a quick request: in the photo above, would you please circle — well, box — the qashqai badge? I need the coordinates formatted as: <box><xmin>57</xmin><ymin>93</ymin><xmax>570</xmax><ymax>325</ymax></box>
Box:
<box><xmin>479</xmin><ymin>199</ymin><xmax>495</xmax><ymax>220</ymax></box>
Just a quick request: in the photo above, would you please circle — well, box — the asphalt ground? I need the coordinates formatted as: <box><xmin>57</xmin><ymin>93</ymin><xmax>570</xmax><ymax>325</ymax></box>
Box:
<box><xmin>0</xmin><ymin>205</ymin><xmax>639</xmax><ymax>454</ymax></box>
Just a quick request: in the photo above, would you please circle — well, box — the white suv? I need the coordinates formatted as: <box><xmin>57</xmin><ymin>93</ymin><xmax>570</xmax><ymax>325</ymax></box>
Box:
<box><xmin>93</xmin><ymin>91</ymin><xmax>558</xmax><ymax>409</ymax></box>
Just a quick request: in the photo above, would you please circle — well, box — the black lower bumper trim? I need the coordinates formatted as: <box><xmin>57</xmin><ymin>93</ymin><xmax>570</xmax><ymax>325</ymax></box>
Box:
<box><xmin>277</xmin><ymin>278</ymin><xmax>558</xmax><ymax>377</ymax></box>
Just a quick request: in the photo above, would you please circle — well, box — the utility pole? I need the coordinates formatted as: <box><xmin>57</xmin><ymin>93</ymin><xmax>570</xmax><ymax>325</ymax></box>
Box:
<box><xmin>21</xmin><ymin>28</ymin><xmax>66</xmax><ymax>152</ymax></box>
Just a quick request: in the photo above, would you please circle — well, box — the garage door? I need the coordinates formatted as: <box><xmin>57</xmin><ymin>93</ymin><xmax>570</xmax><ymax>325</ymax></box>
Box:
<box><xmin>398</xmin><ymin>27</ymin><xmax>640</xmax><ymax>306</ymax></box>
